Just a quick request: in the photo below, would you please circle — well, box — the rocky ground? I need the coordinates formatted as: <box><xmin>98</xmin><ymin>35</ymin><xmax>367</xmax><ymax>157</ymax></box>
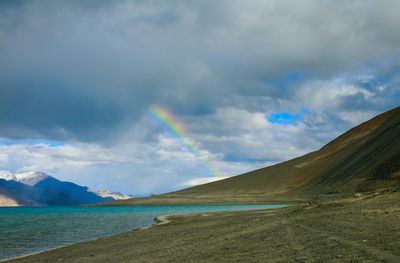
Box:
<box><xmin>8</xmin><ymin>190</ymin><xmax>400</xmax><ymax>263</ymax></box>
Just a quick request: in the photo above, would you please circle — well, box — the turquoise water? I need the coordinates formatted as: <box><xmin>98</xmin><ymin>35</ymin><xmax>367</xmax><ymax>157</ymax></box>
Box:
<box><xmin>0</xmin><ymin>204</ymin><xmax>286</xmax><ymax>260</ymax></box>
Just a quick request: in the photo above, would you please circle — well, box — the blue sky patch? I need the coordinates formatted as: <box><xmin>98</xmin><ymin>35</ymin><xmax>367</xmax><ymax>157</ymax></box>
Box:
<box><xmin>286</xmin><ymin>72</ymin><xmax>301</xmax><ymax>82</ymax></box>
<box><xmin>267</xmin><ymin>108</ymin><xmax>310</xmax><ymax>125</ymax></box>
<box><xmin>0</xmin><ymin>139</ymin><xmax>64</xmax><ymax>147</ymax></box>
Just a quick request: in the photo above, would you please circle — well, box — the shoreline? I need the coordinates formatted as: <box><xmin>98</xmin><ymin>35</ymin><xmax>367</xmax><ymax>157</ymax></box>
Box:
<box><xmin>6</xmin><ymin>193</ymin><xmax>400</xmax><ymax>262</ymax></box>
<box><xmin>3</xmin><ymin>205</ymin><xmax>287</xmax><ymax>262</ymax></box>
<box><xmin>2</xmin><ymin>213</ymin><xmax>168</xmax><ymax>262</ymax></box>
<box><xmin>153</xmin><ymin>215</ymin><xmax>171</xmax><ymax>226</ymax></box>
<box><xmin>2</xmin><ymin>213</ymin><xmax>173</xmax><ymax>262</ymax></box>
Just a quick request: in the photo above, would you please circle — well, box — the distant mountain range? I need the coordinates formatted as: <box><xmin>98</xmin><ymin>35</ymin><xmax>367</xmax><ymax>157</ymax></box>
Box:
<box><xmin>0</xmin><ymin>171</ymin><xmax>133</xmax><ymax>206</ymax></box>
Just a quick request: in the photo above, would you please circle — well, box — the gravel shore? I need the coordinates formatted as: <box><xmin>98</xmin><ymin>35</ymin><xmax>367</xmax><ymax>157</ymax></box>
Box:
<box><xmin>8</xmin><ymin>191</ymin><xmax>400</xmax><ymax>263</ymax></box>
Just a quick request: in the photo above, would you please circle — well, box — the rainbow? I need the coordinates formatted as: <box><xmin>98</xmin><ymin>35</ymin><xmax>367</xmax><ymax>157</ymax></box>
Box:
<box><xmin>147</xmin><ymin>105</ymin><xmax>217</xmax><ymax>177</ymax></box>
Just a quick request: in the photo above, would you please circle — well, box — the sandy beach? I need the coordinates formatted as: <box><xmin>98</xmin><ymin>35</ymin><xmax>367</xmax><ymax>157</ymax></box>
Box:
<box><xmin>7</xmin><ymin>190</ymin><xmax>400</xmax><ymax>263</ymax></box>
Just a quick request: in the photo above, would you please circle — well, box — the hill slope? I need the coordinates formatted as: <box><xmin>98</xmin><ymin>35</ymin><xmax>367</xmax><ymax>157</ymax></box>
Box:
<box><xmin>182</xmin><ymin>106</ymin><xmax>400</xmax><ymax>194</ymax></box>
<box><xmin>0</xmin><ymin>179</ymin><xmax>41</xmax><ymax>206</ymax></box>
<box><xmin>106</xmin><ymin>106</ymin><xmax>400</xmax><ymax>205</ymax></box>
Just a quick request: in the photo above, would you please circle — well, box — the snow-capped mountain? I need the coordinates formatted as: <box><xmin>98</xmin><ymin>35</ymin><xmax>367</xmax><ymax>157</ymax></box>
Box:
<box><xmin>0</xmin><ymin>171</ymin><xmax>130</xmax><ymax>206</ymax></box>
<box><xmin>0</xmin><ymin>171</ymin><xmax>15</xmax><ymax>181</ymax></box>
<box><xmin>91</xmin><ymin>190</ymin><xmax>134</xmax><ymax>200</ymax></box>
<box><xmin>0</xmin><ymin>171</ymin><xmax>50</xmax><ymax>186</ymax></box>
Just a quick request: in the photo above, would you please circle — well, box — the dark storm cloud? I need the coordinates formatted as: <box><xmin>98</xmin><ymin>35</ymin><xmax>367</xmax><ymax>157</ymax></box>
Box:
<box><xmin>1</xmin><ymin>0</ymin><xmax>400</xmax><ymax>142</ymax></box>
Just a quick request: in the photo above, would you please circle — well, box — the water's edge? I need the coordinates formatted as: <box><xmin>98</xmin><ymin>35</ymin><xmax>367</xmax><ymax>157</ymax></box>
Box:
<box><xmin>1</xmin><ymin>217</ymin><xmax>160</xmax><ymax>262</ymax></box>
<box><xmin>0</xmin><ymin>205</ymin><xmax>288</xmax><ymax>261</ymax></box>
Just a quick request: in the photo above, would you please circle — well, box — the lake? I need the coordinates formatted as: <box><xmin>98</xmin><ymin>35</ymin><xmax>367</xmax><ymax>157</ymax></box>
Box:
<box><xmin>0</xmin><ymin>204</ymin><xmax>286</xmax><ymax>260</ymax></box>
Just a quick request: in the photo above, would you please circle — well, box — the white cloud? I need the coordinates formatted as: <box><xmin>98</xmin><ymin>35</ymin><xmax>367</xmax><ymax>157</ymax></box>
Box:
<box><xmin>0</xmin><ymin>105</ymin><xmax>320</xmax><ymax>194</ymax></box>
<box><xmin>295</xmin><ymin>78</ymin><xmax>374</xmax><ymax>108</ymax></box>
<box><xmin>180</xmin><ymin>176</ymin><xmax>229</xmax><ymax>187</ymax></box>
<box><xmin>337</xmin><ymin>110</ymin><xmax>379</xmax><ymax>126</ymax></box>
<box><xmin>1</xmin><ymin>0</ymin><xmax>400</xmax><ymax>140</ymax></box>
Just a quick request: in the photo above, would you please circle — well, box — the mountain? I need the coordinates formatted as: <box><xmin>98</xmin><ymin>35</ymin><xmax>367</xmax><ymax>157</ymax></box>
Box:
<box><xmin>0</xmin><ymin>179</ymin><xmax>41</xmax><ymax>206</ymax></box>
<box><xmin>34</xmin><ymin>176</ymin><xmax>113</xmax><ymax>205</ymax></box>
<box><xmin>0</xmin><ymin>171</ymin><xmax>49</xmax><ymax>186</ymax></box>
<box><xmin>0</xmin><ymin>172</ymin><xmax>114</xmax><ymax>206</ymax></box>
<box><xmin>174</xmin><ymin>106</ymin><xmax>400</xmax><ymax>198</ymax></box>
<box><xmin>91</xmin><ymin>190</ymin><xmax>134</xmax><ymax>200</ymax></box>
<box><xmin>15</xmin><ymin>171</ymin><xmax>50</xmax><ymax>186</ymax></box>
<box><xmin>106</xmin><ymin>106</ymin><xmax>400</xmax><ymax>205</ymax></box>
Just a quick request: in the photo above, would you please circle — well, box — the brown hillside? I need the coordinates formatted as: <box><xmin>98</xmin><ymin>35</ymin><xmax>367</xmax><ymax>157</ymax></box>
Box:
<box><xmin>174</xmin><ymin>107</ymin><xmax>400</xmax><ymax>195</ymax></box>
<box><xmin>103</xmin><ymin>106</ymin><xmax>400</xmax><ymax>205</ymax></box>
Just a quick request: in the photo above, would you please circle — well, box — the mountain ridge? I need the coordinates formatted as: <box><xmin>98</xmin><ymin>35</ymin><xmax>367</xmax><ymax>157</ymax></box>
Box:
<box><xmin>0</xmin><ymin>172</ymin><xmax>114</xmax><ymax>206</ymax></box>
<box><xmin>103</xmin><ymin>106</ymin><xmax>400</xmax><ymax>206</ymax></box>
<box><xmin>175</xmin><ymin>106</ymin><xmax>400</xmax><ymax>197</ymax></box>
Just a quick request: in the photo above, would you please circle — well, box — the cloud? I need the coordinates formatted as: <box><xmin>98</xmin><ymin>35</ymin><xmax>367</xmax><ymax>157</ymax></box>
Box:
<box><xmin>180</xmin><ymin>176</ymin><xmax>229</xmax><ymax>187</ymax></box>
<box><xmin>295</xmin><ymin>79</ymin><xmax>374</xmax><ymax>109</ymax></box>
<box><xmin>0</xmin><ymin>0</ymin><xmax>400</xmax><ymax>141</ymax></box>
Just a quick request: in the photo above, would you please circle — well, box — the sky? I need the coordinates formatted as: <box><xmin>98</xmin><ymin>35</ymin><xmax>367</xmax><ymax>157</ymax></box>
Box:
<box><xmin>0</xmin><ymin>0</ymin><xmax>400</xmax><ymax>195</ymax></box>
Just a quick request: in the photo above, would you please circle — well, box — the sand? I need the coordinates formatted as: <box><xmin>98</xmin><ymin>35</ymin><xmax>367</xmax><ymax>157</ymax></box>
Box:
<box><xmin>0</xmin><ymin>195</ymin><xmax>19</xmax><ymax>207</ymax></box>
<box><xmin>7</xmin><ymin>190</ymin><xmax>400</xmax><ymax>263</ymax></box>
